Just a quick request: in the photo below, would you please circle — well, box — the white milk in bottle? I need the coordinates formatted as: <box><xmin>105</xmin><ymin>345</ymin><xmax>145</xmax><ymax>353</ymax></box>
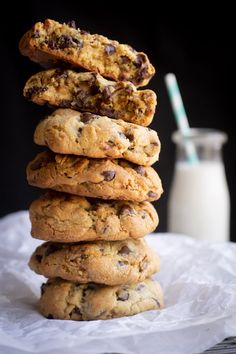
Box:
<box><xmin>167</xmin><ymin>129</ymin><xmax>230</xmax><ymax>241</ymax></box>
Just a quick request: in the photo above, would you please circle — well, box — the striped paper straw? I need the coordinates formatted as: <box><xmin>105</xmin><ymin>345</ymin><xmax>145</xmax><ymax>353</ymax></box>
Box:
<box><xmin>164</xmin><ymin>73</ymin><xmax>198</xmax><ymax>164</ymax></box>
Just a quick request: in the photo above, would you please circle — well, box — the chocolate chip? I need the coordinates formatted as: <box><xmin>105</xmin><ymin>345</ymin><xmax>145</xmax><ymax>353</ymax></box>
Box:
<box><xmin>78</xmin><ymin>127</ymin><xmax>83</xmax><ymax>134</ymax></box>
<box><xmin>32</xmin><ymin>30</ymin><xmax>40</xmax><ymax>38</ymax></box>
<box><xmin>80</xmin><ymin>112</ymin><xmax>95</xmax><ymax>123</ymax></box>
<box><xmin>136</xmin><ymin>284</ymin><xmax>145</xmax><ymax>291</ymax></box>
<box><xmin>46</xmin><ymin>314</ymin><xmax>54</xmax><ymax>319</ymax></box>
<box><xmin>75</xmin><ymin>91</ymin><xmax>88</xmax><ymax>107</ymax></box>
<box><xmin>102</xmin><ymin>86</ymin><xmax>112</xmax><ymax>100</ymax></box>
<box><xmin>45</xmin><ymin>244</ymin><xmax>61</xmax><ymax>257</ymax></box>
<box><xmin>118</xmin><ymin>245</ymin><xmax>131</xmax><ymax>255</ymax></box>
<box><xmin>59</xmin><ymin>99</ymin><xmax>71</xmax><ymax>108</ymax></box>
<box><xmin>119</xmin><ymin>205</ymin><xmax>135</xmax><ymax>216</ymax></box>
<box><xmin>147</xmin><ymin>191</ymin><xmax>158</xmax><ymax>199</ymax></box>
<box><xmin>67</xmin><ymin>20</ymin><xmax>77</xmax><ymax>29</ymax></box>
<box><xmin>125</xmin><ymin>133</ymin><xmax>134</xmax><ymax>141</ymax></box>
<box><xmin>141</xmin><ymin>212</ymin><xmax>147</xmax><ymax>219</ymax></box>
<box><xmin>121</xmin><ymin>55</ymin><xmax>130</xmax><ymax>64</ymax></box>
<box><xmin>35</xmin><ymin>254</ymin><xmax>43</xmax><ymax>263</ymax></box>
<box><xmin>105</xmin><ymin>44</ymin><xmax>116</xmax><ymax>55</ymax></box>
<box><xmin>40</xmin><ymin>283</ymin><xmax>46</xmax><ymax>295</ymax></box>
<box><xmin>134</xmin><ymin>53</ymin><xmax>147</xmax><ymax>68</ymax></box>
<box><xmin>116</xmin><ymin>290</ymin><xmax>129</xmax><ymax>301</ymax></box>
<box><xmin>101</xmin><ymin>170</ymin><xmax>116</xmax><ymax>181</ymax></box>
<box><xmin>117</xmin><ymin>261</ymin><xmax>126</xmax><ymax>267</ymax></box>
<box><xmin>133</xmin><ymin>166</ymin><xmax>145</xmax><ymax>176</ymax></box>
<box><xmin>136</xmin><ymin>66</ymin><xmax>148</xmax><ymax>83</ymax></box>
<box><xmin>25</xmin><ymin>86</ymin><xmax>47</xmax><ymax>99</ymax></box>
<box><xmin>53</xmin><ymin>69</ymin><xmax>68</xmax><ymax>80</ymax></box>
<box><xmin>99</xmin><ymin>108</ymin><xmax>117</xmax><ymax>118</ymax></box>
<box><xmin>69</xmin><ymin>306</ymin><xmax>82</xmax><ymax>316</ymax></box>
<box><xmin>49</xmin><ymin>35</ymin><xmax>83</xmax><ymax>50</ymax></box>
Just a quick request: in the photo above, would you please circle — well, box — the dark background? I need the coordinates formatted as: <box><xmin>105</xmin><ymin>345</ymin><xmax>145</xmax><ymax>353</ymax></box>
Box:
<box><xmin>0</xmin><ymin>2</ymin><xmax>235</xmax><ymax>240</ymax></box>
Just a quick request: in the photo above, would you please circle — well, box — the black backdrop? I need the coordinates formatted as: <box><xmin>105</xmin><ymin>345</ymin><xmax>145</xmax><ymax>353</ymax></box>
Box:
<box><xmin>0</xmin><ymin>2</ymin><xmax>235</xmax><ymax>241</ymax></box>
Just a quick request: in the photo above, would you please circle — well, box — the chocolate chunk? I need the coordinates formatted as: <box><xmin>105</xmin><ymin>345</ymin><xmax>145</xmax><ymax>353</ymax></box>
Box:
<box><xmin>59</xmin><ymin>99</ymin><xmax>71</xmax><ymax>108</ymax></box>
<box><xmin>49</xmin><ymin>35</ymin><xmax>83</xmax><ymax>50</ymax></box>
<box><xmin>46</xmin><ymin>314</ymin><xmax>54</xmax><ymax>319</ymax></box>
<box><xmin>32</xmin><ymin>30</ymin><xmax>40</xmax><ymax>38</ymax></box>
<box><xmin>133</xmin><ymin>166</ymin><xmax>145</xmax><ymax>176</ymax></box>
<box><xmin>136</xmin><ymin>284</ymin><xmax>145</xmax><ymax>291</ymax></box>
<box><xmin>101</xmin><ymin>170</ymin><xmax>116</xmax><ymax>181</ymax></box>
<box><xmin>53</xmin><ymin>69</ymin><xmax>68</xmax><ymax>80</ymax></box>
<box><xmin>99</xmin><ymin>108</ymin><xmax>117</xmax><ymax>118</ymax></box>
<box><xmin>35</xmin><ymin>254</ymin><xmax>43</xmax><ymax>263</ymax></box>
<box><xmin>40</xmin><ymin>283</ymin><xmax>46</xmax><ymax>295</ymax></box>
<box><xmin>147</xmin><ymin>191</ymin><xmax>158</xmax><ymax>198</ymax></box>
<box><xmin>119</xmin><ymin>205</ymin><xmax>135</xmax><ymax>216</ymax></box>
<box><xmin>105</xmin><ymin>44</ymin><xmax>116</xmax><ymax>55</ymax></box>
<box><xmin>116</xmin><ymin>290</ymin><xmax>129</xmax><ymax>301</ymax></box>
<box><xmin>134</xmin><ymin>53</ymin><xmax>147</xmax><ymax>68</ymax></box>
<box><xmin>118</xmin><ymin>245</ymin><xmax>131</xmax><ymax>255</ymax></box>
<box><xmin>58</xmin><ymin>35</ymin><xmax>74</xmax><ymax>49</ymax></box>
<box><xmin>102</xmin><ymin>86</ymin><xmax>112</xmax><ymax>100</ymax></box>
<box><xmin>121</xmin><ymin>55</ymin><xmax>130</xmax><ymax>64</ymax></box>
<box><xmin>136</xmin><ymin>66</ymin><xmax>148</xmax><ymax>83</ymax></box>
<box><xmin>141</xmin><ymin>212</ymin><xmax>147</xmax><ymax>219</ymax></box>
<box><xmin>67</xmin><ymin>20</ymin><xmax>77</xmax><ymax>29</ymax></box>
<box><xmin>125</xmin><ymin>133</ymin><xmax>134</xmax><ymax>141</ymax></box>
<box><xmin>25</xmin><ymin>86</ymin><xmax>47</xmax><ymax>99</ymax></box>
<box><xmin>80</xmin><ymin>112</ymin><xmax>95</xmax><ymax>123</ymax></box>
<box><xmin>117</xmin><ymin>261</ymin><xmax>127</xmax><ymax>267</ymax></box>
<box><xmin>75</xmin><ymin>91</ymin><xmax>88</xmax><ymax>107</ymax></box>
<box><xmin>45</xmin><ymin>244</ymin><xmax>61</xmax><ymax>257</ymax></box>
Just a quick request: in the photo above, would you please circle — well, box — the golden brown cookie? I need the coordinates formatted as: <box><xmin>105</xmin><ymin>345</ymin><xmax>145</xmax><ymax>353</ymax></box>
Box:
<box><xmin>26</xmin><ymin>152</ymin><xmax>163</xmax><ymax>202</ymax></box>
<box><xmin>39</xmin><ymin>278</ymin><xmax>164</xmax><ymax>320</ymax></box>
<box><xmin>34</xmin><ymin>109</ymin><xmax>160</xmax><ymax>166</ymax></box>
<box><xmin>29</xmin><ymin>191</ymin><xmax>159</xmax><ymax>242</ymax></box>
<box><xmin>19</xmin><ymin>19</ymin><xmax>155</xmax><ymax>86</ymax></box>
<box><xmin>29</xmin><ymin>239</ymin><xmax>159</xmax><ymax>285</ymax></box>
<box><xmin>23</xmin><ymin>69</ymin><xmax>157</xmax><ymax>126</ymax></box>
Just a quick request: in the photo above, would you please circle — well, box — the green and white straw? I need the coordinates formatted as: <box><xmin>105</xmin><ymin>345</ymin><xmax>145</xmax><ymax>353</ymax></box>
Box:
<box><xmin>164</xmin><ymin>73</ymin><xmax>198</xmax><ymax>164</ymax></box>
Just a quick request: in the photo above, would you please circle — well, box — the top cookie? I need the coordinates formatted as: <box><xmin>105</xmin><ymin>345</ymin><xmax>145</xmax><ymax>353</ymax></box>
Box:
<box><xmin>23</xmin><ymin>69</ymin><xmax>157</xmax><ymax>126</ymax></box>
<box><xmin>19</xmin><ymin>19</ymin><xmax>155</xmax><ymax>87</ymax></box>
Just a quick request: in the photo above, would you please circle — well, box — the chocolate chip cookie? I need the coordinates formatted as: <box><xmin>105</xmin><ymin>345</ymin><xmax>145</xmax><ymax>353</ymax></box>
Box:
<box><xmin>29</xmin><ymin>239</ymin><xmax>159</xmax><ymax>285</ymax></box>
<box><xmin>19</xmin><ymin>19</ymin><xmax>155</xmax><ymax>87</ymax></box>
<box><xmin>24</xmin><ymin>69</ymin><xmax>157</xmax><ymax>126</ymax></box>
<box><xmin>27</xmin><ymin>151</ymin><xmax>163</xmax><ymax>202</ymax></box>
<box><xmin>39</xmin><ymin>278</ymin><xmax>164</xmax><ymax>320</ymax></box>
<box><xmin>29</xmin><ymin>191</ymin><xmax>159</xmax><ymax>242</ymax></box>
<box><xmin>34</xmin><ymin>109</ymin><xmax>160</xmax><ymax>166</ymax></box>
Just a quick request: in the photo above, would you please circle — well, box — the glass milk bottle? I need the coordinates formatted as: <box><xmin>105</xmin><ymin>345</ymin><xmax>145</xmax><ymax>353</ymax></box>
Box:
<box><xmin>167</xmin><ymin>129</ymin><xmax>230</xmax><ymax>241</ymax></box>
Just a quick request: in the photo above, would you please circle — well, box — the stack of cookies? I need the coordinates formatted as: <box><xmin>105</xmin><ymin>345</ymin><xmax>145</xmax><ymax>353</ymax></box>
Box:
<box><xmin>19</xmin><ymin>19</ymin><xmax>164</xmax><ymax>321</ymax></box>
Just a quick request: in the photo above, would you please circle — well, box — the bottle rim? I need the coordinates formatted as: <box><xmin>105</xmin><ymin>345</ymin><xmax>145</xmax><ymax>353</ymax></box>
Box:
<box><xmin>172</xmin><ymin>128</ymin><xmax>228</xmax><ymax>146</ymax></box>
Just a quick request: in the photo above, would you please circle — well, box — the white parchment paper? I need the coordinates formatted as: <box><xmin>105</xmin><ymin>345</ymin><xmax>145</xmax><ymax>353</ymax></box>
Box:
<box><xmin>0</xmin><ymin>211</ymin><xmax>236</xmax><ymax>354</ymax></box>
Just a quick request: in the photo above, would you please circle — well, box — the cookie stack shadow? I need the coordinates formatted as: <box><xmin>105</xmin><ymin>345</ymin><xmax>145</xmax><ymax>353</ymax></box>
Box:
<box><xmin>19</xmin><ymin>19</ymin><xmax>164</xmax><ymax>321</ymax></box>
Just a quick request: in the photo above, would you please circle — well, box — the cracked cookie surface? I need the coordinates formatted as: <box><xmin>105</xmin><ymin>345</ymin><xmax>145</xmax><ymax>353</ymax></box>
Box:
<box><xmin>39</xmin><ymin>278</ymin><xmax>164</xmax><ymax>320</ymax></box>
<box><xmin>26</xmin><ymin>151</ymin><xmax>163</xmax><ymax>202</ymax></box>
<box><xmin>29</xmin><ymin>191</ymin><xmax>159</xmax><ymax>242</ymax></box>
<box><xmin>29</xmin><ymin>239</ymin><xmax>159</xmax><ymax>285</ymax></box>
<box><xmin>19</xmin><ymin>19</ymin><xmax>155</xmax><ymax>87</ymax></box>
<box><xmin>24</xmin><ymin>69</ymin><xmax>157</xmax><ymax>126</ymax></box>
<box><xmin>34</xmin><ymin>109</ymin><xmax>160</xmax><ymax>166</ymax></box>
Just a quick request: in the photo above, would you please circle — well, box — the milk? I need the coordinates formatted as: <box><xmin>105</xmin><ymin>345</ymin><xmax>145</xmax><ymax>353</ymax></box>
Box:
<box><xmin>168</xmin><ymin>161</ymin><xmax>230</xmax><ymax>241</ymax></box>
